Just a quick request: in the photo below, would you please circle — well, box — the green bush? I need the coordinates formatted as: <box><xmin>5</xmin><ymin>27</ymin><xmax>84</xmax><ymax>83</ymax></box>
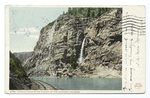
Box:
<box><xmin>80</xmin><ymin>66</ymin><xmax>85</xmax><ymax>72</ymax></box>
<box><xmin>46</xmin><ymin>66</ymin><xmax>49</xmax><ymax>71</ymax></box>
<box><xmin>69</xmin><ymin>67</ymin><xmax>73</xmax><ymax>73</ymax></box>
<box><xmin>70</xmin><ymin>52</ymin><xmax>78</xmax><ymax>69</ymax></box>
<box><xmin>44</xmin><ymin>72</ymin><xmax>50</xmax><ymax>76</ymax></box>
<box><xmin>59</xmin><ymin>74</ymin><xmax>62</xmax><ymax>78</ymax></box>
<box><xmin>88</xmin><ymin>66</ymin><xmax>91</xmax><ymax>70</ymax></box>
<box><xmin>47</xmin><ymin>20</ymin><xmax>55</xmax><ymax>27</ymax></box>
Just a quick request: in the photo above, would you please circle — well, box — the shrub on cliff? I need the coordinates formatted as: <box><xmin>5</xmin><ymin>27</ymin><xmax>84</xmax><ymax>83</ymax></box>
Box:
<box><xmin>69</xmin><ymin>67</ymin><xmax>73</xmax><ymax>73</ymax></box>
<box><xmin>70</xmin><ymin>52</ymin><xmax>78</xmax><ymax>69</ymax></box>
<box><xmin>80</xmin><ymin>66</ymin><xmax>85</xmax><ymax>72</ymax></box>
<box><xmin>44</xmin><ymin>72</ymin><xmax>50</xmax><ymax>76</ymax></box>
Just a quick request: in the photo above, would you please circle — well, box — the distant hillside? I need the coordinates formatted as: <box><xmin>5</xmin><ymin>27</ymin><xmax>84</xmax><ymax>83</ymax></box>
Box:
<box><xmin>13</xmin><ymin>51</ymin><xmax>33</xmax><ymax>63</ymax></box>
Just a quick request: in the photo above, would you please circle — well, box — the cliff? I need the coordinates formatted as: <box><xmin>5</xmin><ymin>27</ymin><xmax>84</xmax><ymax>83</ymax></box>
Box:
<box><xmin>23</xmin><ymin>8</ymin><xmax>122</xmax><ymax>78</ymax></box>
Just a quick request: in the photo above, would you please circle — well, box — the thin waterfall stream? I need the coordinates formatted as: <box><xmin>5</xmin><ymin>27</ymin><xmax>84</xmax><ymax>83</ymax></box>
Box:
<box><xmin>79</xmin><ymin>36</ymin><xmax>86</xmax><ymax>64</ymax></box>
<box><xmin>37</xmin><ymin>20</ymin><xmax>58</xmax><ymax>80</ymax></box>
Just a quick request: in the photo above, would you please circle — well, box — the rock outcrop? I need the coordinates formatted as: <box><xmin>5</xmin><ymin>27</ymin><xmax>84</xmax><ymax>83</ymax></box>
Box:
<box><xmin>23</xmin><ymin>8</ymin><xmax>122</xmax><ymax>78</ymax></box>
<box><xmin>9</xmin><ymin>71</ymin><xmax>32</xmax><ymax>90</ymax></box>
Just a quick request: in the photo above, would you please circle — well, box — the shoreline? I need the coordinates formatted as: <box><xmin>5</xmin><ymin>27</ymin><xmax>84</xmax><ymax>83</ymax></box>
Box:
<box><xmin>30</xmin><ymin>79</ymin><xmax>61</xmax><ymax>90</ymax></box>
<box><xmin>30</xmin><ymin>76</ymin><xmax>122</xmax><ymax>79</ymax></box>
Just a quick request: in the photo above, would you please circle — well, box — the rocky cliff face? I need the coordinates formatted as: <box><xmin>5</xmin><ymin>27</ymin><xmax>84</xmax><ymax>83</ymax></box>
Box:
<box><xmin>9</xmin><ymin>71</ymin><xmax>32</xmax><ymax>90</ymax></box>
<box><xmin>82</xmin><ymin>9</ymin><xmax>122</xmax><ymax>78</ymax></box>
<box><xmin>24</xmin><ymin>8</ymin><xmax>122</xmax><ymax>78</ymax></box>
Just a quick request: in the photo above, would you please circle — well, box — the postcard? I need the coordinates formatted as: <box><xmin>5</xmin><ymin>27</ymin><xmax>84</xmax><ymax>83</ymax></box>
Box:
<box><xmin>5</xmin><ymin>5</ymin><xmax>145</xmax><ymax>93</ymax></box>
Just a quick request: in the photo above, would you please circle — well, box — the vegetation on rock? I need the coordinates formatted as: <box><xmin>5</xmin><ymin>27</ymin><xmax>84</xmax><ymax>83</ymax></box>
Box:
<box><xmin>10</xmin><ymin>51</ymin><xmax>27</xmax><ymax>78</ymax></box>
<box><xmin>69</xmin><ymin>67</ymin><xmax>73</xmax><ymax>73</ymax></box>
<box><xmin>47</xmin><ymin>20</ymin><xmax>55</xmax><ymax>27</ymax></box>
<box><xmin>80</xmin><ymin>66</ymin><xmax>85</xmax><ymax>72</ymax></box>
<box><xmin>70</xmin><ymin>52</ymin><xmax>78</xmax><ymax>69</ymax></box>
<box><xmin>44</xmin><ymin>72</ymin><xmax>50</xmax><ymax>76</ymax></box>
<box><xmin>66</xmin><ymin>7</ymin><xmax>113</xmax><ymax>18</ymax></box>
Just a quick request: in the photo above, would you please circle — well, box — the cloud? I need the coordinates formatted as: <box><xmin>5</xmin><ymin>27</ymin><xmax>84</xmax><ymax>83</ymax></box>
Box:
<box><xmin>20</xmin><ymin>28</ymin><xmax>39</xmax><ymax>33</ymax></box>
<box><xmin>10</xmin><ymin>31</ymin><xmax>26</xmax><ymax>34</ymax></box>
<box><xmin>10</xmin><ymin>28</ymin><xmax>39</xmax><ymax>35</ymax></box>
<box><xmin>29</xmin><ymin>35</ymin><xmax>39</xmax><ymax>39</ymax></box>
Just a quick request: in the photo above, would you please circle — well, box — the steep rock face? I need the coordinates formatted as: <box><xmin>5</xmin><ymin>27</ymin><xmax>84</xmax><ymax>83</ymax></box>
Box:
<box><xmin>82</xmin><ymin>8</ymin><xmax>122</xmax><ymax>77</ymax></box>
<box><xmin>9</xmin><ymin>71</ymin><xmax>31</xmax><ymax>90</ymax></box>
<box><xmin>23</xmin><ymin>14</ymin><xmax>95</xmax><ymax>76</ymax></box>
<box><xmin>24</xmin><ymin>8</ymin><xmax>122</xmax><ymax>78</ymax></box>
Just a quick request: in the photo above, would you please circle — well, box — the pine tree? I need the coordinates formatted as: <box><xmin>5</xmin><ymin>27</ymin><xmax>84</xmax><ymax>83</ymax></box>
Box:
<box><xmin>92</xmin><ymin>11</ymin><xmax>95</xmax><ymax>17</ymax></box>
<box><xmin>63</xmin><ymin>11</ymin><xmax>65</xmax><ymax>15</ymax></box>
<box><xmin>87</xmin><ymin>8</ymin><xmax>91</xmax><ymax>17</ymax></box>
<box><xmin>68</xmin><ymin>8</ymin><xmax>72</xmax><ymax>14</ymax></box>
<box><xmin>98</xmin><ymin>8</ymin><xmax>101</xmax><ymax>17</ymax></box>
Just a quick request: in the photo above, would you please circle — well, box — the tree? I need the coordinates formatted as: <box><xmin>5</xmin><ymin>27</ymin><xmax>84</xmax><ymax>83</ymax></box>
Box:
<box><xmin>63</xmin><ymin>11</ymin><xmax>65</xmax><ymax>15</ymax></box>
<box><xmin>92</xmin><ymin>11</ymin><xmax>95</xmax><ymax>17</ymax></box>
<box><xmin>68</xmin><ymin>8</ymin><xmax>72</xmax><ymax>14</ymax></box>
<box><xmin>72</xmin><ymin>8</ymin><xmax>77</xmax><ymax>16</ymax></box>
<box><xmin>66</xmin><ymin>7</ymin><xmax>113</xmax><ymax>18</ymax></box>
<box><xmin>87</xmin><ymin>8</ymin><xmax>91</xmax><ymax>17</ymax></box>
<box><xmin>78</xmin><ymin>8</ymin><xmax>82</xmax><ymax>14</ymax></box>
<box><xmin>98</xmin><ymin>8</ymin><xmax>101</xmax><ymax>17</ymax></box>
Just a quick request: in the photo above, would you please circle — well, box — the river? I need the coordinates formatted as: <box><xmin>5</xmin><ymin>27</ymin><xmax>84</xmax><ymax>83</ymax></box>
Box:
<box><xmin>30</xmin><ymin>77</ymin><xmax>122</xmax><ymax>90</ymax></box>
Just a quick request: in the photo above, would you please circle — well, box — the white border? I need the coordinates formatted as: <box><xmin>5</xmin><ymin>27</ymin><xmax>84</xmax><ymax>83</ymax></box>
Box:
<box><xmin>5</xmin><ymin>5</ymin><xmax>146</xmax><ymax>94</ymax></box>
<box><xmin>1</xmin><ymin>0</ymin><xmax>149</xmax><ymax>97</ymax></box>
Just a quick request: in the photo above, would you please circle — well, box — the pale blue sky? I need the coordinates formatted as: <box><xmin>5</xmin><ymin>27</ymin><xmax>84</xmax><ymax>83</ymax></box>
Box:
<box><xmin>9</xmin><ymin>7</ymin><xmax>68</xmax><ymax>53</ymax></box>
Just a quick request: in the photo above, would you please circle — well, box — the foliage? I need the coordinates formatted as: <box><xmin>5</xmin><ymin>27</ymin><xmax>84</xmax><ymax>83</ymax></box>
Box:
<box><xmin>46</xmin><ymin>66</ymin><xmax>49</xmax><ymax>71</ymax></box>
<box><xmin>80</xmin><ymin>66</ymin><xmax>85</xmax><ymax>72</ymax></box>
<box><xmin>88</xmin><ymin>66</ymin><xmax>91</xmax><ymax>70</ymax></box>
<box><xmin>70</xmin><ymin>52</ymin><xmax>78</xmax><ymax>69</ymax></box>
<box><xmin>47</xmin><ymin>20</ymin><xmax>55</xmax><ymax>27</ymax></box>
<box><xmin>66</xmin><ymin>7</ymin><xmax>113</xmax><ymax>18</ymax></box>
<box><xmin>69</xmin><ymin>67</ymin><xmax>73</xmax><ymax>73</ymax></box>
<box><xmin>44</xmin><ymin>72</ymin><xmax>50</xmax><ymax>76</ymax></box>
<box><xmin>10</xmin><ymin>51</ymin><xmax>27</xmax><ymax>78</ymax></box>
<box><xmin>59</xmin><ymin>74</ymin><xmax>62</xmax><ymax>78</ymax></box>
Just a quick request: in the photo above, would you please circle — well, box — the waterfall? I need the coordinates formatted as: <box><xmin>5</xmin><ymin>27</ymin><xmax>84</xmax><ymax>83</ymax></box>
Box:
<box><xmin>79</xmin><ymin>36</ymin><xmax>86</xmax><ymax>64</ymax></box>
<box><xmin>45</xmin><ymin>20</ymin><xmax>57</xmax><ymax>46</ymax></box>
<box><xmin>49</xmin><ymin>21</ymin><xmax>57</xmax><ymax>43</ymax></box>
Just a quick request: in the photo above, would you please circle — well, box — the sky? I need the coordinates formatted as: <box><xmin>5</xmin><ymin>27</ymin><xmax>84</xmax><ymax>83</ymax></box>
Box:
<box><xmin>9</xmin><ymin>7</ymin><xmax>68</xmax><ymax>53</ymax></box>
